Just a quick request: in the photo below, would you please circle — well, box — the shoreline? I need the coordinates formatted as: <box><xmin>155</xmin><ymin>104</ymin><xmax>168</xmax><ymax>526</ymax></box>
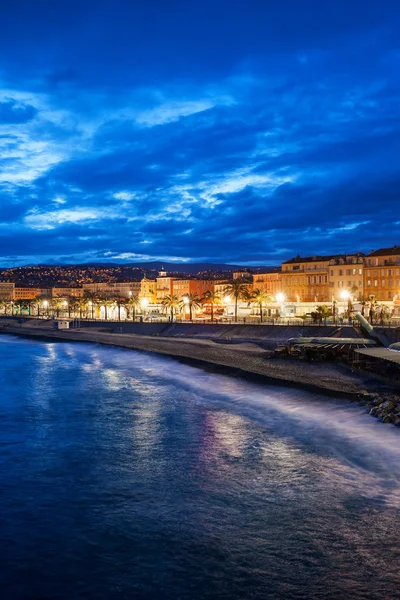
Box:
<box><xmin>0</xmin><ymin>324</ymin><xmax>390</xmax><ymax>399</ymax></box>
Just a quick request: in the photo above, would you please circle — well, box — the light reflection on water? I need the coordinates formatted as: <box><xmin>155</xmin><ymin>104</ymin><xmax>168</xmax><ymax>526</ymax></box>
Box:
<box><xmin>0</xmin><ymin>335</ymin><xmax>400</xmax><ymax>600</ymax></box>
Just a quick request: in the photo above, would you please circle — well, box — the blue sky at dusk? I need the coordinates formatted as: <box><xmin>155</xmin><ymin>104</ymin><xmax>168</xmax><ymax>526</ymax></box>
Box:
<box><xmin>1</xmin><ymin>0</ymin><xmax>399</xmax><ymax>266</ymax></box>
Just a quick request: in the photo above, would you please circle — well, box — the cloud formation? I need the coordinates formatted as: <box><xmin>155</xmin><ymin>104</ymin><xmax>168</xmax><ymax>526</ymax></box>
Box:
<box><xmin>0</xmin><ymin>0</ymin><xmax>399</xmax><ymax>266</ymax></box>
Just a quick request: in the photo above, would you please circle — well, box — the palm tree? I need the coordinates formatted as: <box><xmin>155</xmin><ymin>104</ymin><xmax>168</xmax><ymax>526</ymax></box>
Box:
<box><xmin>29</xmin><ymin>298</ymin><xmax>40</xmax><ymax>317</ymax></box>
<box><xmin>223</xmin><ymin>281</ymin><xmax>250</xmax><ymax>322</ymax></box>
<box><xmin>14</xmin><ymin>299</ymin><xmax>28</xmax><ymax>316</ymax></box>
<box><xmin>311</xmin><ymin>305</ymin><xmax>332</xmax><ymax>324</ymax></box>
<box><xmin>71</xmin><ymin>298</ymin><xmax>87</xmax><ymax>319</ymax></box>
<box><xmin>84</xmin><ymin>291</ymin><xmax>98</xmax><ymax>320</ymax></box>
<box><xmin>162</xmin><ymin>294</ymin><xmax>180</xmax><ymax>322</ymax></box>
<box><xmin>51</xmin><ymin>298</ymin><xmax>66</xmax><ymax>318</ymax></box>
<box><xmin>126</xmin><ymin>295</ymin><xmax>140</xmax><ymax>321</ymax></box>
<box><xmin>251</xmin><ymin>288</ymin><xmax>272</xmax><ymax>323</ymax></box>
<box><xmin>115</xmin><ymin>298</ymin><xmax>126</xmax><ymax>321</ymax></box>
<box><xmin>179</xmin><ymin>292</ymin><xmax>202</xmax><ymax>321</ymax></box>
<box><xmin>101</xmin><ymin>297</ymin><xmax>115</xmax><ymax>321</ymax></box>
<box><xmin>0</xmin><ymin>299</ymin><xmax>9</xmax><ymax>315</ymax></box>
<box><xmin>202</xmin><ymin>290</ymin><xmax>221</xmax><ymax>323</ymax></box>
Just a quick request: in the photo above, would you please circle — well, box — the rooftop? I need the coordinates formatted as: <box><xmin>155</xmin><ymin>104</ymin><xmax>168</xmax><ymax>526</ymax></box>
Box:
<box><xmin>283</xmin><ymin>254</ymin><xmax>335</xmax><ymax>265</ymax></box>
<box><xmin>368</xmin><ymin>246</ymin><xmax>400</xmax><ymax>257</ymax></box>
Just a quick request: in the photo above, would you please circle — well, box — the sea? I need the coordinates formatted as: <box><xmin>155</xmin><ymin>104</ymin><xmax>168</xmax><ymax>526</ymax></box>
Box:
<box><xmin>1</xmin><ymin>335</ymin><xmax>400</xmax><ymax>600</ymax></box>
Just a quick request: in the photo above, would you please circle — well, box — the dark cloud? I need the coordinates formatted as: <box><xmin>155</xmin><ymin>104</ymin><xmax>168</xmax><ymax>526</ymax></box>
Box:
<box><xmin>0</xmin><ymin>0</ymin><xmax>399</xmax><ymax>265</ymax></box>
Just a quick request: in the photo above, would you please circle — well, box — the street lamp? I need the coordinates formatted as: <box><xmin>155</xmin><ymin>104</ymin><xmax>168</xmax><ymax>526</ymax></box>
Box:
<box><xmin>276</xmin><ymin>292</ymin><xmax>285</xmax><ymax>319</ymax></box>
<box><xmin>340</xmin><ymin>290</ymin><xmax>352</xmax><ymax>318</ymax></box>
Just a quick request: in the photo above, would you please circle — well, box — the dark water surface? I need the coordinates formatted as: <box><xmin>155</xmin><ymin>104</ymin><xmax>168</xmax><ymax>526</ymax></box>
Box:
<box><xmin>1</xmin><ymin>335</ymin><xmax>400</xmax><ymax>600</ymax></box>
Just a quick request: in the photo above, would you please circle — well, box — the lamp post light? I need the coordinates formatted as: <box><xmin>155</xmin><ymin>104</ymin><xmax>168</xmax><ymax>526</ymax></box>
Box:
<box><xmin>276</xmin><ymin>292</ymin><xmax>285</xmax><ymax>319</ymax></box>
<box><xmin>183</xmin><ymin>295</ymin><xmax>190</xmax><ymax>321</ymax></box>
<box><xmin>140</xmin><ymin>297</ymin><xmax>149</xmax><ymax>321</ymax></box>
<box><xmin>340</xmin><ymin>290</ymin><xmax>352</xmax><ymax>320</ymax></box>
<box><xmin>223</xmin><ymin>295</ymin><xmax>231</xmax><ymax>318</ymax></box>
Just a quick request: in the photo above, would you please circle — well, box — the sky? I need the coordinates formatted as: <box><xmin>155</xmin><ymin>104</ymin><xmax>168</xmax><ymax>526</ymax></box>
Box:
<box><xmin>0</xmin><ymin>0</ymin><xmax>400</xmax><ymax>266</ymax></box>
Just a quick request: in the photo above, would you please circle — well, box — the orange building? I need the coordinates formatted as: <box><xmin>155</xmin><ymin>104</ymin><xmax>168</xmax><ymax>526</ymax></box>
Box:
<box><xmin>172</xmin><ymin>279</ymin><xmax>214</xmax><ymax>299</ymax></box>
<box><xmin>281</xmin><ymin>255</ymin><xmax>331</xmax><ymax>302</ymax></box>
<box><xmin>156</xmin><ymin>270</ymin><xmax>175</xmax><ymax>302</ymax></box>
<box><xmin>364</xmin><ymin>247</ymin><xmax>400</xmax><ymax>302</ymax></box>
<box><xmin>14</xmin><ymin>287</ymin><xmax>40</xmax><ymax>300</ymax></box>
<box><xmin>328</xmin><ymin>254</ymin><xmax>364</xmax><ymax>302</ymax></box>
<box><xmin>139</xmin><ymin>276</ymin><xmax>157</xmax><ymax>303</ymax></box>
<box><xmin>252</xmin><ymin>270</ymin><xmax>282</xmax><ymax>298</ymax></box>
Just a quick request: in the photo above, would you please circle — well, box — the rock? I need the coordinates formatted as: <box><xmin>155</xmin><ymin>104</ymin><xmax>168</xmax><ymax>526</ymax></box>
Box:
<box><xmin>383</xmin><ymin>415</ymin><xmax>394</xmax><ymax>423</ymax></box>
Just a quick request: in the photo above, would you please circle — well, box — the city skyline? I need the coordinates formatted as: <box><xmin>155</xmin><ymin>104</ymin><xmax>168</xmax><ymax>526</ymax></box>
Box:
<box><xmin>1</xmin><ymin>0</ymin><xmax>400</xmax><ymax>267</ymax></box>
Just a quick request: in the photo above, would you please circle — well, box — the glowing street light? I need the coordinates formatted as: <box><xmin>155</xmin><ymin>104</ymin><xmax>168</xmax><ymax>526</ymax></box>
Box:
<box><xmin>224</xmin><ymin>295</ymin><xmax>231</xmax><ymax>303</ymax></box>
<box><xmin>183</xmin><ymin>295</ymin><xmax>189</xmax><ymax>305</ymax></box>
<box><xmin>276</xmin><ymin>292</ymin><xmax>285</xmax><ymax>303</ymax></box>
<box><xmin>341</xmin><ymin>289</ymin><xmax>352</xmax><ymax>317</ymax></box>
<box><xmin>140</xmin><ymin>298</ymin><xmax>149</xmax><ymax>308</ymax></box>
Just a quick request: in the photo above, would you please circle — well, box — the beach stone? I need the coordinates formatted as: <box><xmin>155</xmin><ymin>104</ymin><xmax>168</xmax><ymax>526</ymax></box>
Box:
<box><xmin>383</xmin><ymin>415</ymin><xmax>394</xmax><ymax>423</ymax></box>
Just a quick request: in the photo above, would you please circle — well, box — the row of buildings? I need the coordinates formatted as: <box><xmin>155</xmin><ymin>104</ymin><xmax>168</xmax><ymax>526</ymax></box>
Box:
<box><xmin>1</xmin><ymin>247</ymin><xmax>400</xmax><ymax>318</ymax></box>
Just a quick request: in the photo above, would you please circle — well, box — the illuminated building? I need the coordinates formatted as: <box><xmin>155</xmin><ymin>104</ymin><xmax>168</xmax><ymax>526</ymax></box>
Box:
<box><xmin>252</xmin><ymin>270</ymin><xmax>282</xmax><ymax>297</ymax></box>
<box><xmin>14</xmin><ymin>288</ymin><xmax>41</xmax><ymax>300</ymax></box>
<box><xmin>172</xmin><ymin>279</ymin><xmax>214</xmax><ymax>298</ymax></box>
<box><xmin>0</xmin><ymin>282</ymin><xmax>15</xmax><ymax>300</ymax></box>
<box><xmin>139</xmin><ymin>276</ymin><xmax>157</xmax><ymax>303</ymax></box>
<box><xmin>281</xmin><ymin>255</ymin><xmax>331</xmax><ymax>302</ymax></box>
<box><xmin>364</xmin><ymin>246</ymin><xmax>400</xmax><ymax>302</ymax></box>
<box><xmin>156</xmin><ymin>268</ymin><xmax>175</xmax><ymax>302</ymax></box>
<box><xmin>83</xmin><ymin>281</ymin><xmax>141</xmax><ymax>298</ymax></box>
<box><xmin>328</xmin><ymin>254</ymin><xmax>364</xmax><ymax>301</ymax></box>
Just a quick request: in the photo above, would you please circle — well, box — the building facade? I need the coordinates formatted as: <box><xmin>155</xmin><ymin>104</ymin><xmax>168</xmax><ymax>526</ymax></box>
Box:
<box><xmin>83</xmin><ymin>281</ymin><xmax>141</xmax><ymax>298</ymax></box>
<box><xmin>172</xmin><ymin>279</ymin><xmax>214</xmax><ymax>299</ymax></box>
<box><xmin>139</xmin><ymin>277</ymin><xmax>157</xmax><ymax>303</ymax></box>
<box><xmin>281</xmin><ymin>256</ymin><xmax>331</xmax><ymax>302</ymax></box>
<box><xmin>328</xmin><ymin>254</ymin><xmax>364</xmax><ymax>301</ymax></box>
<box><xmin>156</xmin><ymin>273</ymin><xmax>175</xmax><ymax>302</ymax></box>
<box><xmin>364</xmin><ymin>247</ymin><xmax>400</xmax><ymax>302</ymax></box>
<box><xmin>14</xmin><ymin>287</ymin><xmax>41</xmax><ymax>300</ymax></box>
<box><xmin>252</xmin><ymin>270</ymin><xmax>282</xmax><ymax>297</ymax></box>
<box><xmin>52</xmin><ymin>287</ymin><xmax>84</xmax><ymax>298</ymax></box>
<box><xmin>0</xmin><ymin>282</ymin><xmax>15</xmax><ymax>301</ymax></box>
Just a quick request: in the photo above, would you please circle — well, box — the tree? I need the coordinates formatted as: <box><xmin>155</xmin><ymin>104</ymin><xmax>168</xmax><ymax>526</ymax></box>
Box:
<box><xmin>223</xmin><ymin>281</ymin><xmax>250</xmax><ymax>322</ymax></box>
<box><xmin>72</xmin><ymin>298</ymin><xmax>88</xmax><ymax>319</ymax></box>
<box><xmin>115</xmin><ymin>298</ymin><xmax>126</xmax><ymax>321</ymax></box>
<box><xmin>311</xmin><ymin>305</ymin><xmax>332</xmax><ymax>324</ymax></box>
<box><xmin>100</xmin><ymin>297</ymin><xmax>115</xmax><ymax>321</ymax></box>
<box><xmin>251</xmin><ymin>288</ymin><xmax>272</xmax><ymax>323</ymax></box>
<box><xmin>51</xmin><ymin>298</ymin><xmax>66</xmax><ymax>318</ymax></box>
<box><xmin>179</xmin><ymin>292</ymin><xmax>202</xmax><ymax>321</ymax></box>
<box><xmin>126</xmin><ymin>295</ymin><xmax>140</xmax><ymax>321</ymax></box>
<box><xmin>14</xmin><ymin>299</ymin><xmax>29</xmax><ymax>315</ymax></box>
<box><xmin>162</xmin><ymin>294</ymin><xmax>180</xmax><ymax>322</ymax></box>
<box><xmin>0</xmin><ymin>299</ymin><xmax>11</xmax><ymax>315</ymax></box>
<box><xmin>202</xmin><ymin>290</ymin><xmax>221</xmax><ymax>323</ymax></box>
<box><xmin>84</xmin><ymin>291</ymin><xmax>97</xmax><ymax>320</ymax></box>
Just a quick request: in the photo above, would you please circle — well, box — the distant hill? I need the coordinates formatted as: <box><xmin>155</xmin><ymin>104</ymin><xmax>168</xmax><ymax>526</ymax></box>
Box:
<box><xmin>0</xmin><ymin>261</ymin><xmax>275</xmax><ymax>287</ymax></box>
<box><xmin>116</xmin><ymin>261</ymin><xmax>273</xmax><ymax>273</ymax></box>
